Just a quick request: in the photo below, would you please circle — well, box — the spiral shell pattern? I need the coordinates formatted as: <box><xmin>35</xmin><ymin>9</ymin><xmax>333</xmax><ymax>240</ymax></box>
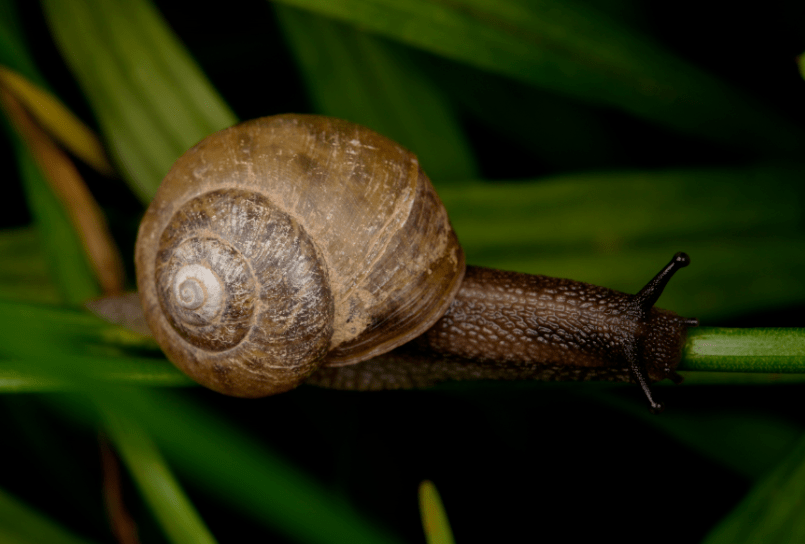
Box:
<box><xmin>152</xmin><ymin>189</ymin><xmax>334</xmax><ymax>396</ymax></box>
<box><xmin>135</xmin><ymin>114</ymin><xmax>465</xmax><ymax>397</ymax></box>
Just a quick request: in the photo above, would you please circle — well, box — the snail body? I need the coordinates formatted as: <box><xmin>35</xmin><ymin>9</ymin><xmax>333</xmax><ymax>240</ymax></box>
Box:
<box><xmin>310</xmin><ymin>263</ymin><xmax>696</xmax><ymax>412</ymax></box>
<box><xmin>136</xmin><ymin>114</ymin><xmax>697</xmax><ymax>412</ymax></box>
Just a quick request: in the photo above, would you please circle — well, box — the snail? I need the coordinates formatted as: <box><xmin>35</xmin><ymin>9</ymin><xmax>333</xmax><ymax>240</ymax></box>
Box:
<box><xmin>135</xmin><ymin>114</ymin><xmax>698</xmax><ymax>413</ymax></box>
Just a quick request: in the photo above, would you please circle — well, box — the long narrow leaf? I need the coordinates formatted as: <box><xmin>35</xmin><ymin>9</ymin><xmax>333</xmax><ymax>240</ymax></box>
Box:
<box><xmin>0</xmin><ymin>82</ymin><xmax>124</xmax><ymax>295</ymax></box>
<box><xmin>2</xmin><ymin>298</ymin><xmax>805</xmax><ymax>390</ymax></box>
<box><xmin>0</xmin><ymin>486</ymin><xmax>100</xmax><ymax>544</ymax></box>
<box><xmin>0</xmin><ymin>5</ymin><xmax>103</xmax><ymax>303</ymax></box>
<box><xmin>276</xmin><ymin>5</ymin><xmax>478</xmax><ymax>181</ymax></box>
<box><xmin>437</xmin><ymin>167</ymin><xmax>805</xmax><ymax>320</ymax></box>
<box><xmin>101</xmin><ymin>387</ymin><xmax>408</xmax><ymax>544</ymax></box>
<box><xmin>702</xmin><ymin>432</ymin><xmax>805</xmax><ymax>543</ymax></box>
<box><xmin>272</xmin><ymin>0</ymin><xmax>805</xmax><ymax>154</ymax></box>
<box><xmin>0</xmin><ymin>299</ymin><xmax>187</xmax><ymax>392</ymax></box>
<box><xmin>419</xmin><ymin>481</ymin><xmax>455</xmax><ymax>544</ymax></box>
<box><xmin>590</xmin><ymin>391</ymin><xmax>804</xmax><ymax>481</ymax></box>
<box><xmin>41</xmin><ymin>0</ymin><xmax>236</xmax><ymax>201</ymax></box>
<box><xmin>0</xmin><ymin>228</ymin><xmax>60</xmax><ymax>303</ymax></box>
<box><xmin>102</xmin><ymin>408</ymin><xmax>218</xmax><ymax>544</ymax></box>
<box><xmin>0</xmin><ymin>356</ymin><xmax>191</xmax><ymax>393</ymax></box>
<box><xmin>0</xmin><ymin>67</ymin><xmax>113</xmax><ymax>174</ymax></box>
<box><xmin>0</xmin><ymin>111</ymin><xmax>99</xmax><ymax>303</ymax></box>
<box><xmin>0</xmin><ymin>0</ymin><xmax>46</xmax><ymax>87</ymax></box>
<box><xmin>799</xmin><ymin>51</ymin><xmax>804</xmax><ymax>81</ymax></box>
<box><xmin>422</xmin><ymin>58</ymin><xmax>619</xmax><ymax>171</ymax></box>
<box><xmin>0</xmin><ymin>300</ymin><xmax>404</xmax><ymax>544</ymax></box>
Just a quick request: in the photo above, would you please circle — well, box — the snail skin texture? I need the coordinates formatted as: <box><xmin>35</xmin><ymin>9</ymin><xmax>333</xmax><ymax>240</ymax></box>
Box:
<box><xmin>136</xmin><ymin>114</ymin><xmax>698</xmax><ymax>413</ymax></box>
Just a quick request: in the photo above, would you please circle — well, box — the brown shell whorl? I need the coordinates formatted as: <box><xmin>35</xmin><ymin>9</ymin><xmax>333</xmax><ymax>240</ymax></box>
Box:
<box><xmin>148</xmin><ymin>188</ymin><xmax>334</xmax><ymax>397</ymax></box>
<box><xmin>135</xmin><ymin>114</ymin><xmax>465</xmax><ymax>397</ymax></box>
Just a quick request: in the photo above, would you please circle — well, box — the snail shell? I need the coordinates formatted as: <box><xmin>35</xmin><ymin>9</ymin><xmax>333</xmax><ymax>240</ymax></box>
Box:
<box><xmin>135</xmin><ymin>115</ymin><xmax>465</xmax><ymax>397</ymax></box>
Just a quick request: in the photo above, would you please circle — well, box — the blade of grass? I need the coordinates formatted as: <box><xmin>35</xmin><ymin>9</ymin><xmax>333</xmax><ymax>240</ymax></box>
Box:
<box><xmin>1</xmin><ymin>347</ymin><xmax>409</xmax><ymax>544</ymax></box>
<box><xmin>0</xmin><ymin>299</ymin><xmax>188</xmax><ymax>392</ymax></box>
<box><xmin>702</xmin><ymin>431</ymin><xmax>805</xmax><ymax>544</ymax></box>
<box><xmin>0</xmin><ymin>486</ymin><xmax>100</xmax><ymax>544</ymax></box>
<box><xmin>103</xmin><ymin>387</ymin><xmax>407</xmax><ymax>544</ymax></box>
<box><xmin>272</xmin><ymin>0</ymin><xmax>805</xmax><ymax>155</ymax></box>
<box><xmin>0</xmin><ymin>228</ymin><xmax>61</xmax><ymax>303</ymax></box>
<box><xmin>590</xmin><ymin>391</ymin><xmax>804</xmax><ymax>481</ymax></box>
<box><xmin>667</xmin><ymin>413</ymin><xmax>803</xmax><ymax>482</ymax></box>
<box><xmin>0</xmin><ymin>5</ymin><xmax>103</xmax><ymax>304</ymax></box>
<box><xmin>2</xmin><ymin>396</ymin><xmax>108</xmax><ymax>526</ymax></box>
<box><xmin>0</xmin><ymin>528</ymin><xmax>33</xmax><ymax>544</ymax></box>
<box><xmin>0</xmin><ymin>83</ymin><xmax>124</xmax><ymax>295</ymax></box>
<box><xmin>2</xmin><ymin>296</ymin><xmax>804</xmax><ymax>543</ymax></box>
<box><xmin>101</xmin><ymin>407</ymin><xmax>218</xmax><ymax>544</ymax></box>
<box><xmin>419</xmin><ymin>481</ymin><xmax>455</xmax><ymax>544</ymax></box>
<box><xmin>0</xmin><ymin>111</ymin><xmax>99</xmax><ymax>304</ymax></box>
<box><xmin>0</xmin><ymin>301</ymin><xmax>398</xmax><ymax>541</ymax></box>
<box><xmin>439</xmin><ymin>167</ymin><xmax>803</xmax><ymax>256</ymax></box>
<box><xmin>437</xmin><ymin>166</ymin><xmax>805</xmax><ymax>320</ymax></box>
<box><xmin>41</xmin><ymin>0</ymin><xmax>236</xmax><ymax>201</ymax></box>
<box><xmin>0</xmin><ymin>67</ymin><xmax>113</xmax><ymax>174</ymax></box>
<box><xmin>0</xmin><ymin>0</ymin><xmax>47</xmax><ymax>87</ymax></box>
<box><xmin>421</xmin><ymin>57</ymin><xmax>620</xmax><ymax>171</ymax></box>
<box><xmin>0</xmin><ymin>357</ymin><xmax>192</xmax><ymax>393</ymax></box>
<box><xmin>798</xmin><ymin>51</ymin><xmax>804</xmax><ymax>81</ymax></box>
<box><xmin>275</xmin><ymin>5</ymin><xmax>478</xmax><ymax>182</ymax></box>
<box><xmin>0</xmin><ymin>300</ymin><xmax>403</xmax><ymax>543</ymax></box>
<box><xmin>0</xmin><ymin>299</ymin><xmax>157</xmax><ymax>355</ymax></box>
<box><xmin>1</xmin><ymin>298</ymin><xmax>804</xmax><ymax>388</ymax></box>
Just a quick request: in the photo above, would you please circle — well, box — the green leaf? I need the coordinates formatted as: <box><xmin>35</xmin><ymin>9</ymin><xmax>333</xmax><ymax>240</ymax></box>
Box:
<box><xmin>111</xmin><ymin>388</ymin><xmax>407</xmax><ymax>544</ymax></box>
<box><xmin>1</xmin><ymin>299</ymin><xmax>804</xmax><ymax>391</ymax></box>
<box><xmin>422</xmin><ymin>59</ymin><xmax>619</xmax><ymax>171</ymax></box>
<box><xmin>0</xmin><ymin>3</ymin><xmax>102</xmax><ymax>304</ymax></box>
<box><xmin>0</xmin><ymin>228</ymin><xmax>61</xmax><ymax>304</ymax></box>
<box><xmin>272</xmin><ymin>0</ymin><xmax>805</xmax><ymax>155</ymax></box>
<box><xmin>0</xmin><ymin>299</ymin><xmax>188</xmax><ymax>392</ymax></box>
<box><xmin>0</xmin><ymin>66</ymin><xmax>114</xmax><ymax>175</ymax></box>
<box><xmin>0</xmin><ymin>300</ymin><xmax>404</xmax><ymax>544</ymax></box>
<box><xmin>41</xmin><ymin>0</ymin><xmax>237</xmax><ymax>202</ymax></box>
<box><xmin>419</xmin><ymin>480</ymin><xmax>455</xmax><ymax>544</ymax></box>
<box><xmin>275</xmin><ymin>5</ymin><xmax>478</xmax><ymax>181</ymax></box>
<box><xmin>592</xmin><ymin>392</ymin><xmax>803</xmax><ymax>481</ymax></box>
<box><xmin>0</xmin><ymin>486</ymin><xmax>100</xmax><ymax>544</ymax></box>
<box><xmin>0</xmin><ymin>356</ymin><xmax>191</xmax><ymax>393</ymax></box>
<box><xmin>799</xmin><ymin>51</ymin><xmax>805</xmax><ymax>81</ymax></box>
<box><xmin>0</xmin><ymin>117</ymin><xmax>100</xmax><ymax>304</ymax></box>
<box><xmin>0</xmin><ymin>0</ymin><xmax>48</xmax><ymax>88</ymax></box>
<box><xmin>702</xmin><ymin>432</ymin><xmax>805</xmax><ymax>543</ymax></box>
<box><xmin>437</xmin><ymin>166</ymin><xmax>805</xmax><ymax>320</ymax></box>
<box><xmin>656</xmin><ymin>412</ymin><xmax>802</xmax><ymax>482</ymax></box>
<box><xmin>101</xmin><ymin>408</ymin><xmax>218</xmax><ymax>544</ymax></box>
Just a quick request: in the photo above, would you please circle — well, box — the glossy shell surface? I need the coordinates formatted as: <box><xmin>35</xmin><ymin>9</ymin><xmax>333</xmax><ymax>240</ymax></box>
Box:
<box><xmin>135</xmin><ymin>114</ymin><xmax>465</xmax><ymax>396</ymax></box>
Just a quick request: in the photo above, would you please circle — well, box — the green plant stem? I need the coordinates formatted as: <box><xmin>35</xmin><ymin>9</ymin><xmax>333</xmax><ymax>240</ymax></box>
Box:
<box><xmin>100</xmin><ymin>406</ymin><xmax>218</xmax><ymax>544</ymax></box>
<box><xmin>683</xmin><ymin>327</ymin><xmax>805</xmax><ymax>374</ymax></box>
<box><xmin>0</xmin><ymin>486</ymin><xmax>99</xmax><ymax>544</ymax></box>
<box><xmin>0</xmin><ymin>298</ymin><xmax>804</xmax><ymax>391</ymax></box>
